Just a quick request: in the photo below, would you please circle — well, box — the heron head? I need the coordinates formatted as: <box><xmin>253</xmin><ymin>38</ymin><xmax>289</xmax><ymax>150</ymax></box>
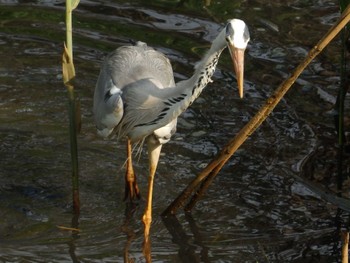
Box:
<box><xmin>225</xmin><ymin>19</ymin><xmax>250</xmax><ymax>98</ymax></box>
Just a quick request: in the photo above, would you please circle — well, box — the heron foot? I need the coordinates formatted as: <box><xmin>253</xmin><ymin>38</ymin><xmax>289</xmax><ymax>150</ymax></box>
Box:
<box><xmin>142</xmin><ymin>212</ymin><xmax>152</xmax><ymax>262</ymax></box>
<box><xmin>123</xmin><ymin>173</ymin><xmax>141</xmax><ymax>202</ymax></box>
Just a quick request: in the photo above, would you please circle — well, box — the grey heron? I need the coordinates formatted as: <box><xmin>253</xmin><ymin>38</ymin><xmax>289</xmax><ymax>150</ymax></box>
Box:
<box><xmin>93</xmin><ymin>18</ymin><xmax>250</xmax><ymax>253</ymax></box>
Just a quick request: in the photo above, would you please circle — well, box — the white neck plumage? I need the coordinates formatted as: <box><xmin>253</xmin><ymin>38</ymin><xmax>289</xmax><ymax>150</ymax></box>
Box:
<box><xmin>165</xmin><ymin>29</ymin><xmax>227</xmax><ymax>119</ymax></box>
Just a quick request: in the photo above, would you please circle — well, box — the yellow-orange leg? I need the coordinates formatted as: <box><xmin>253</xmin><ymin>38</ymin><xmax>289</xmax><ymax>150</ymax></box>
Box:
<box><xmin>142</xmin><ymin>139</ymin><xmax>162</xmax><ymax>262</ymax></box>
<box><xmin>124</xmin><ymin>138</ymin><xmax>140</xmax><ymax>201</ymax></box>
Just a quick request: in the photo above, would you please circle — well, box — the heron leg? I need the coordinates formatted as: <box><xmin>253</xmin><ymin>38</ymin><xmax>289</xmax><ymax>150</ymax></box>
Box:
<box><xmin>124</xmin><ymin>138</ymin><xmax>141</xmax><ymax>201</ymax></box>
<box><xmin>142</xmin><ymin>139</ymin><xmax>162</xmax><ymax>261</ymax></box>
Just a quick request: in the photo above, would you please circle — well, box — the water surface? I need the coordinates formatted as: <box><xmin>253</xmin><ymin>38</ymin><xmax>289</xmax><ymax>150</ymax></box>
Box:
<box><xmin>0</xmin><ymin>0</ymin><xmax>345</xmax><ymax>262</ymax></box>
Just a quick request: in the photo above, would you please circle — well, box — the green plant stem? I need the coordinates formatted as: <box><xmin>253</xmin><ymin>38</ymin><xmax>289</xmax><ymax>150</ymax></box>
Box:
<box><xmin>64</xmin><ymin>0</ymin><xmax>80</xmax><ymax>213</ymax></box>
<box><xmin>67</xmin><ymin>84</ymin><xmax>80</xmax><ymax>213</ymax></box>
<box><xmin>336</xmin><ymin>0</ymin><xmax>350</xmax><ymax>195</ymax></box>
<box><xmin>66</xmin><ymin>1</ymin><xmax>73</xmax><ymax>61</ymax></box>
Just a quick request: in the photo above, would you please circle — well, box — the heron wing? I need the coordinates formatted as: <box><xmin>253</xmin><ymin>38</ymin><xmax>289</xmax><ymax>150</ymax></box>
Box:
<box><xmin>93</xmin><ymin>42</ymin><xmax>176</xmax><ymax>140</ymax></box>
<box><xmin>107</xmin><ymin>42</ymin><xmax>174</xmax><ymax>89</ymax></box>
<box><xmin>93</xmin><ymin>65</ymin><xmax>124</xmax><ymax>137</ymax></box>
<box><xmin>116</xmin><ymin>78</ymin><xmax>170</xmax><ymax>140</ymax></box>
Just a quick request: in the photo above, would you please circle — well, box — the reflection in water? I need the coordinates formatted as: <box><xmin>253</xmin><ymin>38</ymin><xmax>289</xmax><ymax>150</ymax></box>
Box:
<box><xmin>68</xmin><ymin>213</ymin><xmax>80</xmax><ymax>263</ymax></box>
<box><xmin>162</xmin><ymin>214</ymin><xmax>201</xmax><ymax>262</ymax></box>
<box><xmin>332</xmin><ymin>209</ymin><xmax>344</xmax><ymax>259</ymax></box>
<box><xmin>121</xmin><ymin>203</ymin><xmax>138</xmax><ymax>263</ymax></box>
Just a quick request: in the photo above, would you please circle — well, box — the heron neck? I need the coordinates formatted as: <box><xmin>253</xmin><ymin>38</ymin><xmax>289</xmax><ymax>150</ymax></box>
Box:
<box><xmin>125</xmin><ymin>40</ymin><xmax>227</xmax><ymax>142</ymax></box>
<box><xmin>172</xmin><ymin>45</ymin><xmax>225</xmax><ymax>116</ymax></box>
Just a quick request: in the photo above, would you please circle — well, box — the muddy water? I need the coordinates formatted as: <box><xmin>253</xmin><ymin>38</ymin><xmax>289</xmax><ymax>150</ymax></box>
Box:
<box><xmin>0</xmin><ymin>0</ymin><xmax>345</xmax><ymax>262</ymax></box>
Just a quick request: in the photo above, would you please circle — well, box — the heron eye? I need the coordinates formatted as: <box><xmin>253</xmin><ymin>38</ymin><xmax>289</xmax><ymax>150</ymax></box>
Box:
<box><xmin>225</xmin><ymin>23</ymin><xmax>234</xmax><ymax>39</ymax></box>
<box><xmin>243</xmin><ymin>27</ymin><xmax>250</xmax><ymax>42</ymax></box>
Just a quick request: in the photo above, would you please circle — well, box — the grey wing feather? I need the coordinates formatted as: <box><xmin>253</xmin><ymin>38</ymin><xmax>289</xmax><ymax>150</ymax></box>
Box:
<box><xmin>93</xmin><ymin>64</ymin><xmax>124</xmax><ymax>137</ymax></box>
<box><xmin>93</xmin><ymin>41</ymin><xmax>176</xmax><ymax>141</ymax></box>
<box><xmin>116</xmin><ymin>78</ymin><xmax>169</xmax><ymax>139</ymax></box>
<box><xmin>107</xmin><ymin>42</ymin><xmax>174</xmax><ymax>88</ymax></box>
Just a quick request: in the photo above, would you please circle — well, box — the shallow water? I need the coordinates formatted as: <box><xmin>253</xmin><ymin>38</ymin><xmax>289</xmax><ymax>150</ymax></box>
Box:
<box><xmin>0</xmin><ymin>0</ymin><xmax>347</xmax><ymax>262</ymax></box>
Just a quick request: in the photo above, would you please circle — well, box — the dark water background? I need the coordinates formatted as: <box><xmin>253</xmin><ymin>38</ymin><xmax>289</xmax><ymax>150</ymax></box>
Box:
<box><xmin>0</xmin><ymin>0</ymin><xmax>348</xmax><ymax>262</ymax></box>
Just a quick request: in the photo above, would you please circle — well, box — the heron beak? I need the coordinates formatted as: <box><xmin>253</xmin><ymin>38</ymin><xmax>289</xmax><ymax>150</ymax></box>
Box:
<box><xmin>228</xmin><ymin>45</ymin><xmax>245</xmax><ymax>98</ymax></box>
